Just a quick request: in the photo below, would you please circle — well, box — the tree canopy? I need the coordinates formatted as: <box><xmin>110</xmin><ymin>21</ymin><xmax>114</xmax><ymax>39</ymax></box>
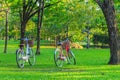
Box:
<box><xmin>0</xmin><ymin>0</ymin><xmax>120</xmax><ymax>43</ymax></box>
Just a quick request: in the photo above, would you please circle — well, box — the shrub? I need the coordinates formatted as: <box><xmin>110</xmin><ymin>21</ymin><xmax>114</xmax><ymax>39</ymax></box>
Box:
<box><xmin>93</xmin><ymin>34</ymin><xmax>109</xmax><ymax>46</ymax></box>
<box><xmin>71</xmin><ymin>42</ymin><xmax>83</xmax><ymax>49</ymax></box>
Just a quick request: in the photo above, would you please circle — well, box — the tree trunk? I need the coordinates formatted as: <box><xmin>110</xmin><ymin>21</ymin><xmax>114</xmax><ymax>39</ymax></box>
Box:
<box><xmin>19</xmin><ymin>0</ymin><xmax>27</xmax><ymax>44</ymax></box>
<box><xmin>95</xmin><ymin>0</ymin><xmax>120</xmax><ymax>64</ymax></box>
<box><xmin>4</xmin><ymin>11</ymin><xmax>8</xmax><ymax>53</ymax></box>
<box><xmin>20</xmin><ymin>22</ymin><xmax>26</xmax><ymax>44</ymax></box>
<box><xmin>36</xmin><ymin>26</ymin><xmax>41</xmax><ymax>55</ymax></box>
<box><xmin>36</xmin><ymin>0</ymin><xmax>44</xmax><ymax>55</ymax></box>
<box><xmin>86</xmin><ymin>32</ymin><xmax>90</xmax><ymax>49</ymax></box>
<box><xmin>36</xmin><ymin>1</ymin><xmax>41</xmax><ymax>55</ymax></box>
<box><xmin>36</xmin><ymin>8</ymin><xmax>41</xmax><ymax>55</ymax></box>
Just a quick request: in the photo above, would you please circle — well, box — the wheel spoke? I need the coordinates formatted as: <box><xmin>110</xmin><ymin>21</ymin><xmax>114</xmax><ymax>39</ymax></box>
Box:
<box><xmin>28</xmin><ymin>49</ymin><xmax>35</xmax><ymax>66</ymax></box>
<box><xmin>16</xmin><ymin>49</ymin><xmax>24</xmax><ymax>68</ymax></box>
<box><xmin>54</xmin><ymin>48</ymin><xmax>64</xmax><ymax>67</ymax></box>
<box><xmin>68</xmin><ymin>50</ymin><xmax>76</xmax><ymax>65</ymax></box>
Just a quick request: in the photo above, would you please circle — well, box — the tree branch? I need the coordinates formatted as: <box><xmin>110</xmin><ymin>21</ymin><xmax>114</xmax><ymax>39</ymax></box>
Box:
<box><xmin>39</xmin><ymin>0</ymin><xmax>44</xmax><ymax>29</ymax></box>
<box><xmin>28</xmin><ymin>0</ymin><xmax>61</xmax><ymax>20</ymax></box>
<box><xmin>25</xmin><ymin>0</ymin><xmax>32</xmax><ymax>14</ymax></box>
<box><xmin>28</xmin><ymin>8</ymin><xmax>38</xmax><ymax>20</ymax></box>
<box><xmin>26</xmin><ymin>0</ymin><xmax>38</xmax><ymax>16</ymax></box>
<box><xmin>44</xmin><ymin>1</ymin><xmax>61</xmax><ymax>8</ymax></box>
<box><xmin>95</xmin><ymin>0</ymin><xmax>104</xmax><ymax>8</ymax></box>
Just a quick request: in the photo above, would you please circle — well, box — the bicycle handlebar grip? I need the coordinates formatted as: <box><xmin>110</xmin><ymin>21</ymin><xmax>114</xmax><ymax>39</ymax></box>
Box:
<box><xmin>57</xmin><ymin>42</ymin><xmax>62</xmax><ymax>46</ymax></box>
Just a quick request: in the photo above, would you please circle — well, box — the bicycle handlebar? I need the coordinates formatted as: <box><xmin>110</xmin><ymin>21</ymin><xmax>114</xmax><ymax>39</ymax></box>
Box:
<box><xmin>57</xmin><ymin>38</ymin><xmax>70</xmax><ymax>46</ymax></box>
<box><xmin>18</xmin><ymin>38</ymin><xmax>29</xmax><ymax>41</ymax></box>
<box><xmin>57</xmin><ymin>42</ymin><xmax>62</xmax><ymax>46</ymax></box>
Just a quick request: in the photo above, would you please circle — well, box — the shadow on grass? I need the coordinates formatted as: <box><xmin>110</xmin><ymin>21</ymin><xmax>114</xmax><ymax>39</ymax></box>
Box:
<box><xmin>0</xmin><ymin>62</ymin><xmax>112</xmax><ymax>73</ymax></box>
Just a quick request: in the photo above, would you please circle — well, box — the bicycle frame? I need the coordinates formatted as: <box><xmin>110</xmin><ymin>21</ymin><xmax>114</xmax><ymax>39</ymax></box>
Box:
<box><xmin>58</xmin><ymin>39</ymin><xmax>70</xmax><ymax>55</ymax></box>
<box><xmin>54</xmin><ymin>38</ymin><xmax>76</xmax><ymax>67</ymax></box>
<box><xmin>21</xmin><ymin>38</ymin><xmax>30</xmax><ymax>60</ymax></box>
<box><xmin>16</xmin><ymin>38</ymin><xmax>35</xmax><ymax>68</ymax></box>
<box><xmin>25</xmin><ymin>39</ymin><xmax>30</xmax><ymax>55</ymax></box>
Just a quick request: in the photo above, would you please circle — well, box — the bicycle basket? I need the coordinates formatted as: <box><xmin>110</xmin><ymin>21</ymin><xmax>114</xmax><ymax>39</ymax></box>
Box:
<box><xmin>28</xmin><ymin>40</ymin><xmax>34</xmax><ymax>47</ymax></box>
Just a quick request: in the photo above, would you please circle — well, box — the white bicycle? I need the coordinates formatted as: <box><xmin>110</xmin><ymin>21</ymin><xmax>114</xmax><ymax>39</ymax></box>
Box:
<box><xmin>16</xmin><ymin>38</ymin><xmax>35</xmax><ymax>68</ymax></box>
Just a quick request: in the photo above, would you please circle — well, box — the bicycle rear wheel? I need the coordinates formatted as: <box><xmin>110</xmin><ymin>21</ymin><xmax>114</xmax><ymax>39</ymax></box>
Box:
<box><xmin>54</xmin><ymin>48</ymin><xmax>64</xmax><ymax>67</ymax></box>
<box><xmin>16</xmin><ymin>49</ymin><xmax>25</xmax><ymax>68</ymax></box>
<box><xmin>68</xmin><ymin>50</ymin><xmax>76</xmax><ymax>65</ymax></box>
<box><xmin>28</xmin><ymin>48</ymin><xmax>35</xmax><ymax>66</ymax></box>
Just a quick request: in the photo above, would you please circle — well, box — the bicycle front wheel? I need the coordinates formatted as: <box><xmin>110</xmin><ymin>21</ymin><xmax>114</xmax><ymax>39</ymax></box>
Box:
<box><xmin>28</xmin><ymin>48</ymin><xmax>35</xmax><ymax>66</ymax></box>
<box><xmin>16</xmin><ymin>49</ymin><xmax>25</xmax><ymax>68</ymax></box>
<box><xmin>54</xmin><ymin>48</ymin><xmax>64</xmax><ymax>67</ymax></box>
<box><xmin>68</xmin><ymin>50</ymin><xmax>76</xmax><ymax>65</ymax></box>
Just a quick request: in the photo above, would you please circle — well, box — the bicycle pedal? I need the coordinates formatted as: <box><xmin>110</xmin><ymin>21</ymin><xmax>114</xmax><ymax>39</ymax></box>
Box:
<box><xmin>60</xmin><ymin>56</ymin><xmax>66</xmax><ymax>60</ymax></box>
<box><xmin>22</xmin><ymin>56</ymin><xmax>28</xmax><ymax>60</ymax></box>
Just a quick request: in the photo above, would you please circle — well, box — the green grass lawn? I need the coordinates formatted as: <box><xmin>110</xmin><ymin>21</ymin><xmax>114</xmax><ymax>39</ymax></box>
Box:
<box><xmin>0</xmin><ymin>45</ymin><xmax>120</xmax><ymax>80</ymax></box>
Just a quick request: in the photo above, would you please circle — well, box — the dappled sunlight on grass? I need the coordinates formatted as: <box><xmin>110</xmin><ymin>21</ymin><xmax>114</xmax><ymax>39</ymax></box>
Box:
<box><xmin>0</xmin><ymin>48</ymin><xmax>120</xmax><ymax>80</ymax></box>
